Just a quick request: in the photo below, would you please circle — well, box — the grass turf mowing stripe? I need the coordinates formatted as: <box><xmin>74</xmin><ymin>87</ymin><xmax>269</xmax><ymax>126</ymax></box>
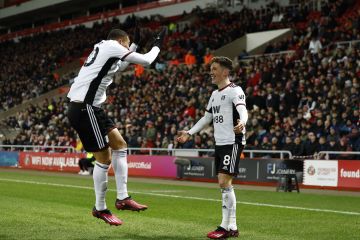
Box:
<box><xmin>1</xmin><ymin>177</ymin><xmax>359</xmax><ymax>216</ymax></box>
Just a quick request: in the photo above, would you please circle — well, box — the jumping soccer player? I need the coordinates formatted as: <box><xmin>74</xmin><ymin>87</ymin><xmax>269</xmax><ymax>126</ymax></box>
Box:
<box><xmin>67</xmin><ymin>26</ymin><xmax>166</xmax><ymax>226</ymax></box>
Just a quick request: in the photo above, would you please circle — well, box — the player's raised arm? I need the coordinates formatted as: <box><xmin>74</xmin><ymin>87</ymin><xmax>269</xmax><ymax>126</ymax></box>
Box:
<box><xmin>123</xmin><ymin>28</ymin><xmax>166</xmax><ymax>66</ymax></box>
<box><xmin>116</xmin><ymin>26</ymin><xmax>140</xmax><ymax>71</ymax></box>
<box><xmin>107</xmin><ymin>27</ymin><xmax>166</xmax><ymax>66</ymax></box>
<box><xmin>116</xmin><ymin>44</ymin><xmax>136</xmax><ymax>71</ymax></box>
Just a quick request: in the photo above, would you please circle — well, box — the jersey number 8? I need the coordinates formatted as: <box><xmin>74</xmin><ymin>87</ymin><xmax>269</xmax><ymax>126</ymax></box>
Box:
<box><xmin>223</xmin><ymin>155</ymin><xmax>231</xmax><ymax>165</ymax></box>
<box><xmin>214</xmin><ymin>115</ymin><xmax>224</xmax><ymax>123</ymax></box>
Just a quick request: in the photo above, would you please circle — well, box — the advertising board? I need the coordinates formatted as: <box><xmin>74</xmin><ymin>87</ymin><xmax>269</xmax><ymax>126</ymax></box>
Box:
<box><xmin>338</xmin><ymin>160</ymin><xmax>360</xmax><ymax>189</ymax></box>
<box><xmin>127</xmin><ymin>155</ymin><xmax>177</xmax><ymax>178</ymax></box>
<box><xmin>303</xmin><ymin>160</ymin><xmax>338</xmax><ymax>187</ymax></box>
<box><xmin>0</xmin><ymin>151</ymin><xmax>19</xmax><ymax>167</ymax></box>
<box><xmin>182</xmin><ymin>157</ymin><xmax>214</xmax><ymax>178</ymax></box>
<box><xmin>18</xmin><ymin>152</ymin><xmax>85</xmax><ymax>172</ymax></box>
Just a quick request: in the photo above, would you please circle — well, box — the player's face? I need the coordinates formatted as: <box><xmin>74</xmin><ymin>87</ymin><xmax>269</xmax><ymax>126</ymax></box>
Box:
<box><xmin>210</xmin><ymin>62</ymin><xmax>228</xmax><ymax>85</ymax></box>
<box><xmin>118</xmin><ymin>36</ymin><xmax>130</xmax><ymax>49</ymax></box>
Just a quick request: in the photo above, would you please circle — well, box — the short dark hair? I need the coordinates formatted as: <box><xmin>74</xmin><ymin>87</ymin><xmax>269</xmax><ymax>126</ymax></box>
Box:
<box><xmin>210</xmin><ymin>56</ymin><xmax>233</xmax><ymax>71</ymax></box>
<box><xmin>107</xmin><ymin>29</ymin><xmax>128</xmax><ymax>40</ymax></box>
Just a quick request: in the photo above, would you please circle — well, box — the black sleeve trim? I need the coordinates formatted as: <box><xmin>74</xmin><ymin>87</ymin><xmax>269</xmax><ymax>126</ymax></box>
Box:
<box><xmin>121</xmin><ymin>51</ymin><xmax>133</xmax><ymax>61</ymax></box>
<box><xmin>235</xmin><ymin>103</ymin><xmax>246</xmax><ymax>107</ymax></box>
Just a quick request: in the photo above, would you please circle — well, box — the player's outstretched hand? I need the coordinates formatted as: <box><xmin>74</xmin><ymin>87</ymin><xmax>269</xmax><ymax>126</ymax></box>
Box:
<box><xmin>233</xmin><ymin>119</ymin><xmax>245</xmax><ymax>134</ymax></box>
<box><xmin>153</xmin><ymin>27</ymin><xmax>167</xmax><ymax>49</ymax></box>
<box><xmin>177</xmin><ymin>130</ymin><xmax>190</xmax><ymax>143</ymax></box>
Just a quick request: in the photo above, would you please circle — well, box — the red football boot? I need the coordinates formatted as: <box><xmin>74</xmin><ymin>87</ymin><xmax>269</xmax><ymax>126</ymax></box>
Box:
<box><xmin>228</xmin><ymin>229</ymin><xmax>239</xmax><ymax>238</ymax></box>
<box><xmin>92</xmin><ymin>207</ymin><xmax>123</xmax><ymax>226</ymax></box>
<box><xmin>207</xmin><ymin>226</ymin><xmax>239</xmax><ymax>239</ymax></box>
<box><xmin>207</xmin><ymin>226</ymin><xmax>229</xmax><ymax>239</ymax></box>
<box><xmin>115</xmin><ymin>196</ymin><xmax>148</xmax><ymax>211</ymax></box>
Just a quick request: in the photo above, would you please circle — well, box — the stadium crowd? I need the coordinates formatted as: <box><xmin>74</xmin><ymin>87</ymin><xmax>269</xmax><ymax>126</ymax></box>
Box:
<box><xmin>1</xmin><ymin>1</ymin><xmax>359</xmax><ymax>158</ymax></box>
<box><xmin>2</xmin><ymin>41</ymin><xmax>359</xmax><ymax>158</ymax></box>
<box><xmin>1</xmin><ymin>0</ymin><xmax>358</xmax><ymax>111</ymax></box>
<box><xmin>239</xmin><ymin>44</ymin><xmax>360</xmax><ymax>157</ymax></box>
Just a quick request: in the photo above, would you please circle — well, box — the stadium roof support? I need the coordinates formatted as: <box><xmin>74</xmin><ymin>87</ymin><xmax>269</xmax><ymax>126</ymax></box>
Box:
<box><xmin>0</xmin><ymin>0</ymin><xmax>71</xmax><ymax>19</ymax></box>
<box><xmin>214</xmin><ymin>28</ymin><xmax>292</xmax><ymax>60</ymax></box>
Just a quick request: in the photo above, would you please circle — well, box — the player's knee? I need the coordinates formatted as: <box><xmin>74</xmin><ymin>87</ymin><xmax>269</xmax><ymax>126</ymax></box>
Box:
<box><xmin>111</xmin><ymin>139</ymin><xmax>127</xmax><ymax>150</ymax></box>
<box><xmin>218</xmin><ymin>177</ymin><xmax>232</xmax><ymax>188</ymax></box>
<box><xmin>219</xmin><ymin>182</ymin><xmax>231</xmax><ymax>189</ymax></box>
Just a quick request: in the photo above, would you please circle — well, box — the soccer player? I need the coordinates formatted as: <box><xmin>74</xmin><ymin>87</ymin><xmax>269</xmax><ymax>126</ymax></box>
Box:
<box><xmin>177</xmin><ymin>56</ymin><xmax>248</xmax><ymax>239</ymax></box>
<box><xmin>67</xmin><ymin>26</ymin><xmax>166</xmax><ymax>226</ymax></box>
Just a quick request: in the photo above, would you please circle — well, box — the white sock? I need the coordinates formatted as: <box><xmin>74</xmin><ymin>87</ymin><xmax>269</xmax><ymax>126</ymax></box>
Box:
<box><xmin>227</xmin><ymin>186</ymin><xmax>237</xmax><ymax>230</ymax></box>
<box><xmin>220</xmin><ymin>186</ymin><xmax>237</xmax><ymax>231</ymax></box>
<box><xmin>112</xmin><ymin>149</ymin><xmax>129</xmax><ymax>200</ymax></box>
<box><xmin>93</xmin><ymin>161</ymin><xmax>109</xmax><ymax>211</ymax></box>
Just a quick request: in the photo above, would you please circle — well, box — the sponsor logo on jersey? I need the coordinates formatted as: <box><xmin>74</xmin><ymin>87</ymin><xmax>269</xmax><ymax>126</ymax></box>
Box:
<box><xmin>212</xmin><ymin>105</ymin><xmax>221</xmax><ymax>114</ymax></box>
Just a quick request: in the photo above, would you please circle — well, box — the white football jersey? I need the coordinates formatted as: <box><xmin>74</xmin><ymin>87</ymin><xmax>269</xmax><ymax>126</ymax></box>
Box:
<box><xmin>206</xmin><ymin>82</ymin><xmax>246</xmax><ymax>145</ymax></box>
<box><xmin>67</xmin><ymin>40</ymin><xmax>136</xmax><ymax>107</ymax></box>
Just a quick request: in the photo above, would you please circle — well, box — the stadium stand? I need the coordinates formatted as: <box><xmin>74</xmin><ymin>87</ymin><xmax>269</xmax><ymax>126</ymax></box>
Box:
<box><xmin>0</xmin><ymin>1</ymin><xmax>359</xmax><ymax>158</ymax></box>
<box><xmin>1</xmin><ymin>1</ymin><xmax>359</xmax><ymax>112</ymax></box>
<box><xmin>0</xmin><ymin>0</ymin><xmax>30</xmax><ymax>9</ymax></box>
<box><xmin>2</xmin><ymin>41</ymin><xmax>359</xmax><ymax>157</ymax></box>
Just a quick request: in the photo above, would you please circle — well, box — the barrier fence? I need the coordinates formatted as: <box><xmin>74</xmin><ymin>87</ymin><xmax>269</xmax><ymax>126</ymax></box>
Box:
<box><xmin>0</xmin><ymin>0</ymin><xmax>191</xmax><ymax>42</ymax></box>
<box><xmin>0</xmin><ymin>145</ymin><xmax>76</xmax><ymax>152</ymax></box>
<box><xmin>1</xmin><ymin>146</ymin><xmax>359</xmax><ymax>190</ymax></box>
<box><xmin>319</xmin><ymin>151</ymin><xmax>360</xmax><ymax>160</ymax></box>
<box><xmin>0</xmin><ymin>145</ymin><xmax>293</xmax><ymax>159</ymax></box>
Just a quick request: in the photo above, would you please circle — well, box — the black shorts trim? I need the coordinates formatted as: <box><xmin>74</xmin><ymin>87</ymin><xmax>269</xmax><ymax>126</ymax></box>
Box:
<box><xmin>107</xmin><ymin>126</ymin><xmax>117</xmax><ymax>134</ymax></box>
<box><xmin>86</xmin><ymin>104</ymin><xmax>106</xmax><ymax>149</ymax></box>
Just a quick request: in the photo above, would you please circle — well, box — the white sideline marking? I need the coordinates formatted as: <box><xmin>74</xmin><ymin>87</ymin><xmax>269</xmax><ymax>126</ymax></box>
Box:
<box><xmin>1</xmin><ymin>178</ymin><xmax>359</xmax><ymax>216</ymax></box>
<box><xmin>149</xmin><ymin>190</ymin><xmax>184</xmax><ymax>193</ymax></box>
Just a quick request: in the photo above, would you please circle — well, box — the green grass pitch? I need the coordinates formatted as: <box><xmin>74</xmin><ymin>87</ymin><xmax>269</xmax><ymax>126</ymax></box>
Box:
<box><xmin>0</xmin><ymin>169</ymin><xmax>359</xmax><ymax>240</ymax></box>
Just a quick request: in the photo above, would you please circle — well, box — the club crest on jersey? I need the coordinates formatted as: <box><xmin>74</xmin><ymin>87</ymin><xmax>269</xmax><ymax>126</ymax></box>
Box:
<box><xmin>221</xmin><ymin>95</ymin><xmax>226</xmax><ymax>100</ymax></box>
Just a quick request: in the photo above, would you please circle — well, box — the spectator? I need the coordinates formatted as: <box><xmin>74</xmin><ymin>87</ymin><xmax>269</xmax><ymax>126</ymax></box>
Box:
<box><xmin>203</xmin><ymin>48</ymin><xmax>213</xmax><ymax>65</ymax></box>
<box><xmin>292</xmin><ymin>137</ymin><xmax>305</xmax><ymax>157</ymax></box>
<box><xmin>308</xmin><ymin>36</ymin><xmax>322</xmax><ymax>54</ymax></box>
<box><xmin>78</xmin><ymin>152</ymin><xmax>96</xmax><ymax>175</ymax></box>
<box><xmin>318</xmin><ymin>136</ymin><xmax>329</xmax><ymax>152</ymax></box>
<box><xmin>184</xmin><ymin>50</ymin><xmax>196</xmax><ymax>66</ymax></box>
<box><xmin>304</xmin><ymin>132</ymin><xmax>319</xmax><ymax>156</ymax></box>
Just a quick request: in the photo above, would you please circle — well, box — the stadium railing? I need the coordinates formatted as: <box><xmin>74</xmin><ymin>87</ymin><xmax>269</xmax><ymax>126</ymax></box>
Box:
<box><xmin>331</xmin><ymin>40</ymin><xmax>360</xmax><ymax>48</ymax></box>
<box><xmin>127</xmin><ymin>148</ymin><xmax>293</xmax><ymax>159</ymax></box>
<box><xmin>2</xmin><ymin>146</ymin><xmax>359</xmax><ymax>160</ymax></box>
<box><xmin>319</xmin><ymin>151</ymin><xmax>360</xmax><ymax>160</ymax></box>
<box><xmin>239</xmin><ymin>50</ymin><xmax>296</xmax><ymax>62</ymax></box>
<box><xmin>325</xmin><ymin>39</ymin><xmax>360</xmax><ymax>50</ymax></box>
<box><xmin>0</xmin><ymin>145</ymin><xmax>292</xmax><ymax>158</ymax></box>
<box><xmin>0</xmin><ymin>145</ymin><xmax>76</xmax><ymax>153</ymax></box>
<box><xmin>0</xmin><ymin>0</ymin><xmax>191</xmax><ymax>42</ymax></box>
